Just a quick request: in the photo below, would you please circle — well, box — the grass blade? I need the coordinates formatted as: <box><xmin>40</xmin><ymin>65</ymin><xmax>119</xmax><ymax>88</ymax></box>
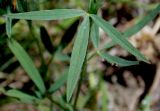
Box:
<box><xmin>98</xmin><ymin>52</ymin><xmax>139</xmax><ymax>67</ymax></box>
<box><xmin>5</xmin><ymin>9</ymin><xmax>86</xmax><ymax>20</ymax></box>
<box><xmin>91</xmin><ymin>22</ymin><xmax>99</xmax><ymax>48</ymax></box>
<box><xmin>123</xmin><ymin>4</ymin><xmax>160</xmax><ymax>38</ymax></box>
<box><xmin>104</xmin><ymin>4</ymin><xmax>160</xmax><ymax>49</ymax></box>
<box><xmin>49</xmin><ymin>69</ymin><xmax>68</xmax><ymax>93</ymax></box>
<box><xmin>6</xmin><ymin>17</ymin><xmax>12</xmax><ymax>38</ymax></box>
<box><xmin>90</xmin><ymin>14</ymin><xmax>148</xmax><ymax>63</ymax></box>
<box><xmin>8</xmin><ymin>39</ymin><xmax>46</xmax><ymax>94</ymax></box>
<box><xmin>67</xmin><ymin>16</ymin><xmax>90</xmax><ymax>102</ymax></box>
<box><xmin>5</xmin><ymin>89</ymin><xmax>37</xmax><ymax>103</ymax></box>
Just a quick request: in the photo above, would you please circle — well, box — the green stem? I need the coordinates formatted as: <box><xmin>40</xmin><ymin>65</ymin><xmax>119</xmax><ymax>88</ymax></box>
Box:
<box><xmin>44</xmin><ymin>52</ymin><xmax>55</xmax><ymax>83</ymax></box>
<box><xmin>48</xmin><ymin>95</ymin><xmax>68</xmax><ymax>111</ymax></box>
<box><xmin>27</xmin><ymin>21</ymin><xmax>45</xmax><ymax>65</ymax></box>
<box><xmin>87</xmin><ymin>45</ymin><xmax>110</xmax><ymax>61</ymax></box>
<box><xmin>51</xmin><ymin>99</ymin><xmax>66</xmax><ymax>110</ymax></box>
<box><xmin>89</xmin><ymin>0</ymin><xmax>93</xmax><ymax>12</ymax></box>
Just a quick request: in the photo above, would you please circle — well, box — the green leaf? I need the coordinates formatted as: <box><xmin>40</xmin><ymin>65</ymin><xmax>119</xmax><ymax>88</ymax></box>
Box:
<box><xmin>49</xmin><ymin>69</ymin><xmax>68</xmax><ymax>93</ymax></box>
<box><xmin>5</xmin><ymin>89</ymin><xmax>37</xmax><ymax>103</ymax></box>
<box><xmin>6</xmin><ymin>17</ymin><xmax>12</xmax><ymax>38</ymax></box>
<box><xmin>91</xmin><ymin>22</ymin><xmax>99</xmax><ymax>48</ymax></box>
<box><xmin>5</xmin><ymin>6</ymin><xmax>12</xmax><ymax>38</ymax></box>
<box><xmin>98</xmin><ymin>52</ymin><xmax>139</xmax><ymax>67</ymax></box>
<box><xmin>35</xmin><ymin>90</ymin><xmax>42</xmax><ymax>99</ymax></box>
<box><xmin>8</xmin><ymin>39</ymin><xmax>46</xmax><ymax>94</ymax></box>
<box><xmin>89</xmin><ymin>0</ymin><xmax>98</xmax><ymax>14</ymax></box>
<box><xmin>104</xmin><ymin>4</ymin><xmax>160</xmax><ymax>49</ymax></box>
<box><xmin>67</xmin><ymin>16</ymin><xmax>90</xmax><ymax>102</ymax></box>
<box><xmin>123</xmin><ymin>4</ymin><xmax>160</xmax><ymax>38</ymax></box>
<box><xmin>90</xmin><ymin>14</ymin><xmax>148</xmax><ymax>63</ymax></box>
<box><xmin>5</xmin><ymin>9</ymin><xmax>86</xmax><ymax>20</ymax></box>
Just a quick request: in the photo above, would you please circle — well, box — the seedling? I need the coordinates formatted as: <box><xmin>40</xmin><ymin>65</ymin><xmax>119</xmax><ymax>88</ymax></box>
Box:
<box><xmin>3</xmin><ymin>0</ymin><xmax>160</xmax><ymax>110</ymax></box>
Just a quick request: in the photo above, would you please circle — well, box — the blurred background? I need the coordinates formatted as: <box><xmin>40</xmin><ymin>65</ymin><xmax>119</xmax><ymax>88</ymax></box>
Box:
<box><xmin>0</xmin><ymin>0</ymin><xmax>160</xmax><ymax>111</ymax></box>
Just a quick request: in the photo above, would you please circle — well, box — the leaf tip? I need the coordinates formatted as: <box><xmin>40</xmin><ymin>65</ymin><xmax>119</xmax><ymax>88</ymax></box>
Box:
<box><xmin>140</xmin><ymin>56</ymin><xmax>150</xmax><ymax>64</ymax></box>
<box><xmin>66</xmin><ymin>91</ymin><xmax>72</xmax><ymax>103</ymax></box>
<box><xmin>144</xmin><ymin>59</ymin><xmax>151</xmax><ymax>64</ymax></box>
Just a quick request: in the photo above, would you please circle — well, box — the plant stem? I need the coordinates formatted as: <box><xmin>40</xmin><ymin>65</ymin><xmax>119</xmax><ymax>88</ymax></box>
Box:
<box><xmin>48</xmin><ymin>95</ymin><xmax>68</xmax><ymax>111</ymax></box>
<box><xmin>52</xmin><ymin>99</ymin><xmax>66</xmax><ymax>110</ymax></box>
<box><xmin>87</xmin><ymin>46</ymin><xmax>110</xmax><ymax>61</ymax></box>
<box><xmin>27</xmin><ymin>21</ymin><xmax>45</xmax><ymax>65</ymax></box>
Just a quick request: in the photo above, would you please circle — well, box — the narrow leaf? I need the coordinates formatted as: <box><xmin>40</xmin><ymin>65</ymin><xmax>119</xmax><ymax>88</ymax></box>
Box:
<box><xmin>123</xmin><ymin>4</ymin><xmax>160</xmax><ymax>38</ymax></box>
<box><xmin>67</xmin><ymin>16</ymin><xmax>90</xmax><ymax>102</ymax></box>
<box><xmin>5</xmin><ymin>9</ymin><xmax>86</xmax><ymax>20</ymax></box>
<box><xmin>104</xmin><ymin>4</ymin><xmax>160</xmax><ymax>49</ymax></box>
<box><xmin>8</xmin><ymin>39</ymin><xmax>46</xmax><ymax>94</ymax></box>
<box><xmin>90</xmin><ymin>14</ymin><xmax>148</xmax><ymax>63</ymax></box>
<box><xmin>6</xmin><ymin>17</ymin><xmax>12</xmax><ymax>38</ymax></box>
<box><xmin>5</xmin><ymin>89</ymin><xmax>37</xmax><ymax>102</ymax></box>
<box><xmin>98</xmin><ymin>52</ymin><xmax>139</xmax><ymax>67</ymax></box>
<box><xmin>91</xmin><ymin>22</ymin><xmax>99</xmax><ymax>48</ymax></box>
<box><xmin>49</xmin><ymin>69</ymin><xmax>68</xmax><ymax>93</ymax></box>
<box><xmin>5</xmin><ymin>6</ymin><xmax>12</xmax><ymax>38</ymax></box>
